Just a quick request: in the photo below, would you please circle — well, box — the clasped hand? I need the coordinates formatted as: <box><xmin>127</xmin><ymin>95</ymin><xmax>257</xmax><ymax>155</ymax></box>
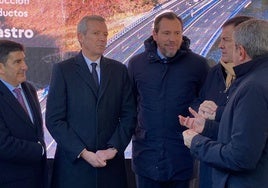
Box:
<box><xmin>81</xmin><ymin>148</ymin><xmax>118</xmax><ymax>168</ymax></box>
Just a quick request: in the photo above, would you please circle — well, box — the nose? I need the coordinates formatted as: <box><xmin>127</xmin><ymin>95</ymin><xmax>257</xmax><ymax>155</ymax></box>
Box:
<box><xmin>100</xmin><ymin>33</ymin><xmax>108</xmax><ymax>41</ymax></box>
<box><xmin>168</xmin><ymin>33</ymin><xmax>177</xmax><ymax>41</ymax></box>
<box><xmin>21</xmin><ymin>61</ymin><xmax>28</xmax><ymax>70</ymax></box>
<box><xmin>218</xmin><ymin>39</ymin><xmax>224</xmax><ymax>49</ymax></box>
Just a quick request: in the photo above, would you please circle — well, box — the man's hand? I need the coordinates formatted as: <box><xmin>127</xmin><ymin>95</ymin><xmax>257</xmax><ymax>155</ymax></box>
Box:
<box><xmin>178</xmin><ymin>107</ymin><xmax>206</xmax><ymax>133</ymax></box>
<box><xmin>182</xmin><ymin>129</ymin><xmax>198</xmax><ymax>148</ymax></box>
<box><xmin>198</xmin><ymin>100</ymin><xmax>217</xmax><ymax>120</ymax></box>
<box><xmin>80</xmin><ymin>149</ymin><xmax>107</xmax><ymax>167</ymax></box>
<box><xmin>96</xmin><ymin>148</ymin><xmax>118</xmax><ymax>161</ymax></box>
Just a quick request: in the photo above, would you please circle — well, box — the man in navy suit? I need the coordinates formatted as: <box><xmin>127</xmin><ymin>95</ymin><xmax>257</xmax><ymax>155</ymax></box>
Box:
<box><xmin>0</xmin><ymin>40</ymin><xmax>47</xmax><ymax>188</ymax></box>
<box><xmin>45</xmin><ymin>15</ymin><xmax>136</xmax><ymax>188</ymax></box>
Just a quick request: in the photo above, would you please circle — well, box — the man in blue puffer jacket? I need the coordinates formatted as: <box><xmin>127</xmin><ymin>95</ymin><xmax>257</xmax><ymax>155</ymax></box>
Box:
<box><xmin>128</xmin><ymin>10</ymin><xmax>209</xmax><ymax>188</ymax></box>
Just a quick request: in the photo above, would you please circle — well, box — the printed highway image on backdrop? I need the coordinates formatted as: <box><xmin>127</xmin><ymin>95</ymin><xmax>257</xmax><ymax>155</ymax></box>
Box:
<box><xmin>1</xmin><ymin>0</ymin><xmax>267</xmax><ymax>158</ymax></box>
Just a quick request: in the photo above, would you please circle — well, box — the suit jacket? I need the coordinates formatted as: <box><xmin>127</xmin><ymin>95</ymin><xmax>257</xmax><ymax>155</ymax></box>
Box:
<box><xmin>0</xmin><ymin>81</ymin><xmax>47</xmax><ymax>188</ymax></box>
<box><xmin>45</xmin><ymin>51</ymin><xmax>136</xmax><ymax>188</ymax></box>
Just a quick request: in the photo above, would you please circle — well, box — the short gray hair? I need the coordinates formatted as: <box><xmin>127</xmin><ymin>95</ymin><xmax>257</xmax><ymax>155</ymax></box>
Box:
<box><xmin>233</xmin><ymin>19</ymin><xmax>268</xmax><ymax>59</ymax></box>
<box><xmin>77</xmin><ymin>15</ymin><xmax>106</xmax><ymax>35</ymax></box>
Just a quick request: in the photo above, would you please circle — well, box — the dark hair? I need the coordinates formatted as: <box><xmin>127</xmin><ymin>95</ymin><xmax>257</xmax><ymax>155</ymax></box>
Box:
<box><xmin>153</xmin><ymin>10</ymin><xmax>183</xmax><ymax>33</ymax></box>
<box><xmin>0</xmin><ymin>40</ymin><xmax>24</xmax><ymax>64</ymax></box>
<box><xmin>222</xmin><ymin>15</ymin><xmax>253</xmax><ymax>28</ymax></box>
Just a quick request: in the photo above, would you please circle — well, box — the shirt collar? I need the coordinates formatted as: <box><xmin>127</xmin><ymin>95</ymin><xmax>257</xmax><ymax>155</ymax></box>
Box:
<box><xmin>157</xmin><ymin>48</ymin><xmax>166</xmax><ymax>60</ymax></box>
<box><xmin>82</xmin><ymin>53</ymin><xmax>100</xmax><ymax>67</ymax></box>
<box><xmin>0</xmin><ymin>79</ymin><xmax>22</xmax><ymax>92</ymax></box>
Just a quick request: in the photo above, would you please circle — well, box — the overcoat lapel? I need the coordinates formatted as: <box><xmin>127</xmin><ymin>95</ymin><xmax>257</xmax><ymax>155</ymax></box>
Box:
<box><xmin>74</xmin><ymin>52</ymin><xmax>99</xmax><ymax>97</ymax></box>
<box><xmin>99</xmin><ymin>57</ymin><xmax>112</xmax><ymax>99</ymax></box>
<box><xmin>22</xmin><ymin>83</ymin><xmax>40</xmax><ymax>128</ymax></box>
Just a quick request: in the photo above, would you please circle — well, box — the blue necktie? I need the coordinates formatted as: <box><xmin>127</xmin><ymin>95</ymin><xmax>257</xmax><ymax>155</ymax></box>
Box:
<box><xmin>91</xmin><ymin>62</ymin><xmax>99</xmax><ymax>88</ymax></box>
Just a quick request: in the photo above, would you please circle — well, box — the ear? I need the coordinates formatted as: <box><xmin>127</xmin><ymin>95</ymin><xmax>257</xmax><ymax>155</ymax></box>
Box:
<box><xmin>152</xmin><ymin>30</ymin><xmax>157</xmax><ymax>41</ymax></box>
<box><xmin>238</xmin><ymin>45</ymin><xmax>247</xmax><ymax>62</ymax></box>
<box><xmin>77</xmin><ymin>32</ymin><xmax>83</xmax><ymax>46</ymax></box>
<box><xmin>0</xmin><ymin>63</ymin><xmax>5</xmax><ymax>74</ymax></box>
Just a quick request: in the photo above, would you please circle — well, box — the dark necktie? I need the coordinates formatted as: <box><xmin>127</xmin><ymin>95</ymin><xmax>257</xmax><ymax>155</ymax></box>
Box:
<box><xmin>13</xmin><ymin>88</ymin><xmax>29</xmax><ymax>115</ymax></box>
<box><xmin>91</xmin><ymin>62</ymin><xmax>99</xmax><ymax>88</ymax></box>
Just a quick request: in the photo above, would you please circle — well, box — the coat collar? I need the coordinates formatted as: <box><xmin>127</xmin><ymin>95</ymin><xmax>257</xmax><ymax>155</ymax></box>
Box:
<box><xmin>234</xmin><ymin>54</ymin><xmax>268</xmax><ymax>78</ymax></box>
<box><xmin>144</xmin><ymin>35</ymin><xmax>191</xmax><ymax>64</ymax></box>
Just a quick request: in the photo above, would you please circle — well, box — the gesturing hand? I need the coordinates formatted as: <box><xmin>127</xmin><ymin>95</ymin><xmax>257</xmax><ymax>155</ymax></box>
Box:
<box><xmin>182</xmin><ymin>129</ymin><xmax>198</xmax><ymax>148</ymax></box>
<box><xmin>178</xmin><ymin>107</ymin><xmax>205</xmax><ymax>134</ymax></box>
<box><xmin>198</xmin><ymin>100</ymin><xmax>218</xmax><ymax>120</ymax></box>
